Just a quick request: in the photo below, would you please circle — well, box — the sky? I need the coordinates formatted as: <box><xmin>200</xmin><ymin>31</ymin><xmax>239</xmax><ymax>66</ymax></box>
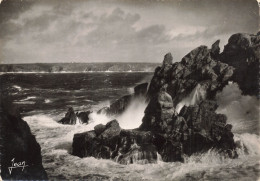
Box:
<box><xmin>0</xmin><ymin>0</ymin><xmax>259</xmax><ymax>64</ymax></box>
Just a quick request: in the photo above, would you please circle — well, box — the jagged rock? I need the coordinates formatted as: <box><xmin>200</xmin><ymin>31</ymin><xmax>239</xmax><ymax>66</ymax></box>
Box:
<box><xmin>0</xmin><ymin>104</ymin><xmax>48</xmax><ymax>180</ymax></box>
<box><xmin>116</xmin><ymin>130</ymin><xmax>158</xmax><ymax>164</ymax></box>
<box><xmin>71</xmin><ymin>33</ymin><xmax>255</xmax><ymax>165</ymax></box>
<box><xmin>134</xmin><ymin>82</ymin><xmax>148</xmax><ymax>96</ymax></box>
<box><xmin>101</xmin><ymin>120</ymin><xmax>121</xmax><ymax>139</ymax></box>
<box><xmin>162</xmin><ymin>52</ymin><xmax>173</xmax><ymax>67</ymax></box>
<box><xmin>58</xmin><ymin>108</ymin><xmax>91</xmax><ymax>125</ymax></box>
<box><xmin>179</xmin><ymin>100</ymin><xmax>236</xmax><ymax>156</ymax></box>
<box><xmin>99</xmin><ymin>95</ymin><xmax>133</xmax><ymax>116</ymax></box>
<box><xmin>147</xmin><ymin>46</ymin><xmax>235</xmax><ymax>106</ymax></box>
<box><xmin>98</xmin><ymin>82</ymin><xmax>148</xmax><ymax>116</ymax></box>
<box><xmin>72</xmin><ymin>100</ymin><xmax>237</xmax><ymax>164</ymax></box>
<box><xmin>58</xmin><ymin>107</ymin><xmax>77</xmax><ymax>124</ymax></box>
<box><xmin>220</xmin><ymin>33</ymin><xmax>259</xmax><ymax>96</ymax></box>
<box><xmin>140</xmin><ymin>85</ymin><xmax>176</xmax><ymax>132</ymax></box>
<box><xmin>76</xmin><ymin>111</ymin><xmax>91</xmax><ymax>124</ymax></box>
<box><xmin>211</xmin><ymin>40</ymin><xmax>220</xmax><ymax>58</ymax></box>
<box><xmin>72</xmin><ymin>121</ymin><xmax>159</xmax><ymax>164</ymax></box>
<box><xmin>72</xmin><ymin>120</ymin><xmax>121</xmax><ymax>159</ymax></box>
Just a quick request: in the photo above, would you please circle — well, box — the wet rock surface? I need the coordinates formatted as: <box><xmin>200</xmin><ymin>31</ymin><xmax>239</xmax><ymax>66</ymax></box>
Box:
<box><xmin>220</xmin><ymin>33</ymin><xmax>259</xmax><ymax>96</ymax></box>
<box><xmin>98</xmin><ymin>82</ymin><xmax>149</xmax><ymax>116</ymax></box>
<box><xmin>58</xmin><ymin>107</ymin><xmax>91</xmax><ymax>125</ymax></box>
<box><xmin>0</xmin><ymin>104</ymin><xmax>48</xmax><ymax>180</ymax></box>
<box><xmin>71</xmin><ymin>32</ymin><xmax>259</xmax><ymax>164</ymax></box>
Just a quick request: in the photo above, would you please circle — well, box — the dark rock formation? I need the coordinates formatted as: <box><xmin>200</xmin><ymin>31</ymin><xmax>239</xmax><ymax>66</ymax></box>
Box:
<box><xmin>0</xmin><ymin>104</ymin><xmax>48</xmax><ymax>180</ymax></box>
<box><xmin>72</xmin><ymin>100</ymin><xmax>237</xmax><ymax>163</ymax></box>
<box><xmin>72</xmin><ymin>120</ymin><xmax>158</xmax><ymax>164</ymax></box>
<box><xmin>134</xmin><ymin>82</ymin><xmax>148</xmax><ymax>96</ymax></box>
<box><xmin>220</xmin><ymin>33</ymin><xmax>259</xmax><ymax>96</ymax></box>
<box><xmin>98</xmin><ymin>82</ymin><xmax>148</xmax><ymax>116</ymax></box>
<box><xmin>72</xmin><ymin>120</ymin><xmax>121</xmax><ymax>159</ymax></box>
<box><xmin>210</xmin><ymin>40</ymin><xmax>220</xmax><ymax>59</ymax></box>
<box><xmin>58</xmin><ymin>107</ymin><xmax>91</xmax><ymax>125</ymax></box>
<box><xmin>140</xmin><ymin>84</ymin><xmax>177</xmax><ymax>133</ymax></box>
<box><xmin>72</xmin><ymin>32</ymin><xmax>259</xmax><ymax>164</ymax></box>
<box><xmin>58</xmin><ymin>107</ymin><xmax>78</xmax><ymax>124</ymax></box>
<box><xmin>103</xmin><ymin>95</ymin><xmax>133</xmax><ymax>116</ymax></box>
<box><xmin>76</xmin><ymin>110</ymin><xmax>92</xmax><ymax>124</ymax></box>
<box><xmin>179</xmin><ymin>100</ymin><xmax>237</xmax><ymax>157</ymax></box>
<box><xmin>147</xmin><ymin>45</ymin><xmax>235</xmax><ymax>106</ymax></box>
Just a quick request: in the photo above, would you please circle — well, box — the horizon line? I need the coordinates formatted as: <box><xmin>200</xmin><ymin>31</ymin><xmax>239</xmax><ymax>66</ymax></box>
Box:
<box><xmin>0</xmin><ymin>61</ymin><xmax>162</xmax><ymax>65</ymax></box>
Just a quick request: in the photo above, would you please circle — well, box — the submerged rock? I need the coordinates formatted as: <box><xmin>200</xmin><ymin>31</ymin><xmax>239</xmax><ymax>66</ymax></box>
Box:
<box><xmin>58</xmin><ymin>107</ymin><xmax>77</xmax><ymax>124</ymax></box>
<box><xmin>76</xmin><ymin>110</ymin><xmax>91</xmax><ymax>124</ymax></box>
<box><xmin>58</xmin><ymin>107</ymin><xmax>91</xmax><ymax>125</ymax></box>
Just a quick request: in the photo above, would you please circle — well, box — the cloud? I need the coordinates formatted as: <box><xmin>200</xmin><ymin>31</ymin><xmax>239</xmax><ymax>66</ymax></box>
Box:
<box><xmin>0</xmin><ymin>0</ymin><xmax>258</xmax><ymax>63</ymax></box>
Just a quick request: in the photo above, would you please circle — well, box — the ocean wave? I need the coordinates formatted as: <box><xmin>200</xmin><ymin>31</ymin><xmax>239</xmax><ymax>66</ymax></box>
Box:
<box><xmin>44</xmin><ymin>99</ymin><xmax>52</xmax><ymax>103</ymax></box>
<box><xmin>1</xmin><ymin>71</ymin><xmax>154</xmax><ymax>74</ymax></box>
<box><xmin>12</xmin><ymin>85</ymin><xmax>22</xmax><ymax>91</ymax></box>
<box><xmin>216</xmin><ymin>83</ymin><xmax>259</xmax><ymax>134</ymax></box>
<box><xmin>23</xmin><ymin>113</ymin><xmax>260</xmax><ymax>180</ymax></box>
<box><xmin>20</xmin><ymin>96</ymin><xmax>37</xmax><ymax>102</ymax></box>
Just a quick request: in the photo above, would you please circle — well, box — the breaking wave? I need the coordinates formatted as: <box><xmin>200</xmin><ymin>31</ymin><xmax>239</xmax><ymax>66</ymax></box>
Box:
<box><xmin>216</xmin><ymin>83</ymin><xmax>259</xmax><ymax>134</ymax></box>
<box><xmin>22</xmin><ymin>82</ymin><xmax>260</xmax><ymax>180</ymax></box>
<box><xmin>24</xmin><ymin>111</ymin><xmax>260</xmax><ymax>180</ymax></box>
<box><xmin>176</xmin><ymin>84</ymin><xmax>207</xmax><ymax>113</ymax></box>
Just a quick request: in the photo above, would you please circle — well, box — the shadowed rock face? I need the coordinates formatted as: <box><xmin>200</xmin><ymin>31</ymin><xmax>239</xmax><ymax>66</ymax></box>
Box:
<box><xmin>72</xmin><ymin>32</ymin><xmax>259</xmax><ymax>164</ymax></box>
<box><xmin>220</xmin><ymin>33</ymin><xmax>259</xmax><ymax>96</ymax></box>
<box><xmin>58</xmin><ymin>107</ymin><xmax>78</xmax><ymax>124</ymax></box>
<box><xmin>58</xmin><ymin>107</ymin><xmax>91</xmax><ymax>125</ymax></box>
<box><xmin>0</xmin><ymin>106</ymin><xmax>48</xmax><ymax>180</ymax></box>
<box><xmin>72</xmin><ymin>98</ymin><xmax>237</xmax><ymax>163</ymax></box>
<box><xmin>134</xmin><ymin>82</ymin><xmax>148</xmax><ymax>96</ymax></box>
<box><xmin>98</xmin><ymin>82</ymin><xmax>149</xmax><ymax>116</ymax></box>
<box><xmin>147</xmin><ymin>45</ymin><xmax>235</xmax><ymax>107</ymax></box>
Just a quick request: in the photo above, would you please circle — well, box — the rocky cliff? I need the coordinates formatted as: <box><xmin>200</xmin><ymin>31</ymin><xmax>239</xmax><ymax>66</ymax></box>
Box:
<box><xmin>71</xmin><ymin>32</ymin><xmax>259</xmax><ymax>164</ymax></box>
<box><xmin>0</xmin><ymin>102</ymin><xmax>48</xmax><ymax>180</ymax></box>
<box><xmin>0</xmin><ymin>63</ymin><xmax>159</xmax><ymax>73</ymax></box>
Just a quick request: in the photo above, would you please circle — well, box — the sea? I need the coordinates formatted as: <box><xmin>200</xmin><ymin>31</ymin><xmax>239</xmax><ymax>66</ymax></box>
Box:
<box><xmin>0</xmin><ymin>72</ymin><xmax>259</xmax><ymax>181</ymax></box>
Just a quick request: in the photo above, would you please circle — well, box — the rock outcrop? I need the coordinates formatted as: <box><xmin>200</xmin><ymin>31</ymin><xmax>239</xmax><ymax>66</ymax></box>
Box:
<box><xmin>147</xmin><ymin>47</ymin><xmax>235</xmax><ymax>106</ymax></box>
<box><xmin>72</xmin><ymin>99</ymin><xmax>237</xmax><ymax>163</ymax></box>
<box><xmin>58</xmin><ymin>107</ymin><xmax>91</xmax><ymax>125</ymax></box>
<box><xmin>220</xmin><ymin>33</ymin><xmax>259</xmax><ymax>96</ymax></box>
<box><xmin>0</xmin><ymin>103</ymin><xmax>48</xmax><ymax>180</ymax></box>
<box><xmin>72</xmin><ymin>32</ymin><xmax>259</xmax><ymax>164</ymax></box>
<box><xmin>98</xmin><ymin>82</ymin><xmax>148</xmax><ymax>116</ymax></box>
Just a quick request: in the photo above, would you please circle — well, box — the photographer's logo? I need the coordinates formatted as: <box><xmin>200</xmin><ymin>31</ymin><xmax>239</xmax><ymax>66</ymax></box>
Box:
<box><xmin>8</xmin><ymin>158</ymin><xmax>28</xmax><ymax>175</ymax></box>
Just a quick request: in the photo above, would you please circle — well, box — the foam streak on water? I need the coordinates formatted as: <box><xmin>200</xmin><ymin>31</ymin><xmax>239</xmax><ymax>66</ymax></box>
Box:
<box><xmin>24</xmin><ymin>108</ymin><xmax>260</xmax><ymax>180</ymax></box>
<box><xmin>20</xmin><ymin>76</ymin><xmax>260</xmax><ymax>180</ymax></box>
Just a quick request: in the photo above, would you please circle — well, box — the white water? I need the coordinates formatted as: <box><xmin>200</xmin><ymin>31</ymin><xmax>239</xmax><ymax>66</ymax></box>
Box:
<box><xmin>116</xmin><ymin>97</ymin><xmax>147</xmax><ymax>129</ymax></box>
<box><xmin>216</xmin><ymin>83</ymin><xmax>260</xmax><ymax>134</ymax></box>
<box><xmin>23</xmin><ymin>84</ymin><xmax>260</xmax><ymax>180</ymax></box>
<box><xmin>176</xmin><ymin>84</ymin><xmax>207</xmax><ymax>113</ymax></box>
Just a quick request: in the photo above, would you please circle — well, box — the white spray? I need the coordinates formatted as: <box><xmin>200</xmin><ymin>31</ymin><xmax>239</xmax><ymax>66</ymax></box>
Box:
<box><xmin>176</xmin><ymin>84</ymin><xmax>207</xmax><ymax>113</ymax></box>
<box><xmin>216</xmin><ymin>83</ymin><xmax>260</xmax><ymax>134</ymax></box>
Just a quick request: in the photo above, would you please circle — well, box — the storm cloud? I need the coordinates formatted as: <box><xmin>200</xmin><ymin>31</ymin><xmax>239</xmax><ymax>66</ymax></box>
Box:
<box><xmin>0</xmin><ymin>0</ymin><xmax>258</xmax><ymax>63</ymax></box>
